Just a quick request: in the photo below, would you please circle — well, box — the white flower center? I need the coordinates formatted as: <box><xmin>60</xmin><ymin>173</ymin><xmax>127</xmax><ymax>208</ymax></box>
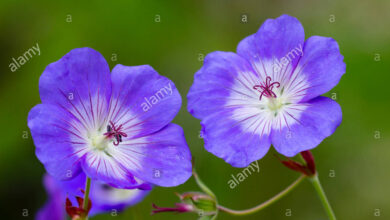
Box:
<box><xmin>89</xmin><ymin>130</ymin><xmax>111</xmax><ymax>151</ymax></box>
<box><xmin>267</xmin><ymin>97</ymin><xmax>284</xmax><ymax>112</ymax></box>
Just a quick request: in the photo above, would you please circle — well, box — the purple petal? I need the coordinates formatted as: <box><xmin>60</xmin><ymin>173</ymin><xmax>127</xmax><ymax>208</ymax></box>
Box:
<box><xmin>271</xmin><ymin>97</ymin><xmax>342</xmax><ymax>157</ymax></box>
<box><xmin>56</xmin><ymin>172</ymin><xmax>86</xmax><ymax>197</ymax></box>
<box><xmin>28</xmin><ymin>104</ymin><xmax>82</xmax><ymax>180</ymax></box>
<box><xmin>36</xmin><ymin>175</ymin><xmax>65</xmax><ymax>220</ymax></box>
<box><xmin>201</xmin><ymin>110</ymin><xmax>271</xmax><ymax>167</ymax></box>
<box><xmin>187</xmin><ymin>51</ymin><xmax>256</xmax><ymax>119</ymax></box>
<box><xmin>39</xmin><ymin>47</ymin><xmax>112</xmax><ymax>128</ymax></box>
<box><xmin>80</xmin><ymin>150</ymin><xmax>144</xmax><ymax>189</ymax></box>
<box><xmin>89</xmin><ymin>180</ymin><xmax>150</xmax><ymax>215</ymax></box>
<box><xmin>109</xmin><ymin>64</ymin><xmax>181</xmax><ymax>138</ymax></box>
<box><xmin>114</xmin><ymin>124</ymin><xmax>192</xmax><ymax>187</ymax></box>
<box><xmin>294</xmin><ymin>36</ymin><xmax>346</xmax><ymax>102</ymax></box>
<box><xmin>237</xmin><ymin>15</ymin><xmax>305</xmax><ymax>77</ymax></box>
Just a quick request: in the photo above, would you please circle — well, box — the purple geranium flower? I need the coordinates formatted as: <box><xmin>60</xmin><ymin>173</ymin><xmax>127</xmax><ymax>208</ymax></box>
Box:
<box><xmin>187</xmin><ymin>15</ymin><xmax>345</xmax><ymax>167</ymax></box>
<box><xmin>28</xmin><ymin>48</ymin><xmax>192</xmax><ymax>188</ymax></box>
<box><xmin>36</xmin><ymin>173</ymin><xmax>150</xmax><ymax>220</ymax></box>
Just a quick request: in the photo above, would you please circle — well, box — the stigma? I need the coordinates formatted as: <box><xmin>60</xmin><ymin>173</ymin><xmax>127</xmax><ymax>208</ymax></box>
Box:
<box><xmin>253</xmin><ymin>76</ymin><xmax>280</xmax><ymax>100</ymax></box>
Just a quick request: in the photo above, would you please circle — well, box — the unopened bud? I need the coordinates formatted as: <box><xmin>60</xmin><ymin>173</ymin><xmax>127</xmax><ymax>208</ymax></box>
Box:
<box><xmin>152</xmin><ymin>192</ymin><xmax>217</xmax><ymax>217</ymax></box>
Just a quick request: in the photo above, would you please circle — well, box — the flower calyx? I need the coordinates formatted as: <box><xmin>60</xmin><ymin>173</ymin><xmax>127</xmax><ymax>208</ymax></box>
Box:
<box><xmin>278</xmin><ymin>150</ymin><xmax>316</xmax><ymax>176</ymax></box>
<box><xmin>65</xmin><ymin>195</ymin><xmax>92</xmax><ymax>220</ymax></box>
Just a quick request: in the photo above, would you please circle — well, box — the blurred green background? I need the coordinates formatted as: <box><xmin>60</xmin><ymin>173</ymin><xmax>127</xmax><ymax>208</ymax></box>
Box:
<box><xmin>1</xmin><ymin>0</ymin><xmax>389</xmax><ymax>219</ymax></box>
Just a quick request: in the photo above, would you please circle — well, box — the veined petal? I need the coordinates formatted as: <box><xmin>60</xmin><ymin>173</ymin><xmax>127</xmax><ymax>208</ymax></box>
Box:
<box><xmin>187</xmin><ymin>51</ymin><xmax>258</xmax><ymax>119</ymax></box>
<box><xmin>80</xmin><ymin>149</ymin><xmax>143</xmax><ymax>189</ymax></box>
<box><xmin>89</xmin><ymin>178</ymin><xmax>150</xmax><ymax>215</ymax></box>
<box><xmin>271</xmin><ymin>97</ymin><xmax>342</xmax><ymax>156</ymax></box>
<box><xmin>109</xmin><ymin>64</ymin><xmax>181</xmax><ymax>138</ymax></box>
<box><xmin>28</xmin><ymin>104</ymin><xmax>84</xmax><ymax>180</ymax></box>
<box><xmin>39</xmin><ymin>48</ymin><xmax>112</xmax><ymax>130</ymax></box>
<box><xmin>255</xmin><ymin>14</ymin><xmax>304</xmax><ymax>62</ymax></box>
<box><xmin>201</xmin><ymin>110</ymin><xmax>271</xmax><ymax>167</ymax></box>
<box><xmin>237</xmin><ymin>15</ymin><xmax>305</xmax><ymax>85</ymax></box>
<box><xmin>112</xmin><ymin>124</ymin><xmax>192</xmax><ymax>187</ymax></box>
<box><xmin>292</xmin><ymin>36</ymin><xmax>346</xmax><ymax>102</ymax></box>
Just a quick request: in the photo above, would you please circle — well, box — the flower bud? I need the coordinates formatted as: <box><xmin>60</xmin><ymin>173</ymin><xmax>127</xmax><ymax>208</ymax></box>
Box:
<box><xmin>152</xmin><ymin>192</ymin><xmax>217</xmax><ymax>218</ymax></box>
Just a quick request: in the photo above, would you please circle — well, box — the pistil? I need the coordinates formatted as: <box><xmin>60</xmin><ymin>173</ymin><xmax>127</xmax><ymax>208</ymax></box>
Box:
<box><xmin>253</xmin><ymin>76</ymin><xmax>280</xmax><ymax>100</ymax></box>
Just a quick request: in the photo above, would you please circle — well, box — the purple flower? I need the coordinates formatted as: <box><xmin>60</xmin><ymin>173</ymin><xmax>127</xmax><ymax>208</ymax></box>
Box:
<box><xmin>187</xmin><ymin>15</ymin><xmax>345</xmax><ymax>167</ymax></box>
<box><xmin>36</xmin><ymin>173</ymin><xmax>150</xmax><ymax>220</ymax></box>
<box><xmin>28</xmin><ymin>48</ymin><xmax>192</xmax><ymax>188</ymax></box>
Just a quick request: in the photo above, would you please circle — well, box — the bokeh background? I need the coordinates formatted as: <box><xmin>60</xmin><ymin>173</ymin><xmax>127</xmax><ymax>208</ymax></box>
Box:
<box><xmin>1</xmin><ymin>0</ymin><xmax>389</xmax><ymax>219</ymax></box>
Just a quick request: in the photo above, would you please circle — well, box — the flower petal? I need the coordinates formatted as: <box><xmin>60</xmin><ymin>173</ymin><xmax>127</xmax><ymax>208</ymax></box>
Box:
<box><xmin>39</xmin><ymin>48</ymin><xmax>112</xmax><ymax>129</ymax></box>
<box><xmin>36</xmin><ymin>174</ymin><xmax>66</xmax><ymax>220</ymax></box>
<box><xmin>89</xmin><ymin>180</ymin><xmax>150</xmax><ymax>215</ymax></box>
<box><xmin>292</xmin><ymin>36</ymin><xmax>346</xmax><ymax>102</ymax></box>
<box><xmin>113</xmin><ymin>124</ymin><xmax>192</xmax><ymax>187</ymax></box>
<box><xmin>271</xmin><ymin>97</ymin><xmax>342</xmax><ymax>157</ymax></box>
<box><xmin>237</xmin><ymin>15</ymin><xmax>305</xmax><ymax>79</ymax></box>
<box><xmin>109</xmin><ymin>64</ymin><xmax>181</xmax><ymax>137</ymax></box>
<box><xmin>28</xmin><ymin>104</ymin><xmax>83</xmax><ymax>180</ymax></box>
<box><xmin>187</xmin><ymin>51</ymin><xmax>257</xmax><ymax>119</ymax></box>
<box><xmin>80</xmin><ymin>149</ymin><xmax>144</xmax><ymax>189</ymax></box>
<box><xmin>201</xmin><ymin>110</ymin><xmax>271</xmax><ymax>167</ymax></box>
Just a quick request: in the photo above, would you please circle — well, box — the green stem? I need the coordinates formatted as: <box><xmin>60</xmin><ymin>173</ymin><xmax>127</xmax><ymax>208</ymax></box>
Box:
<box><xmin>218</xmin><ymin>175</ymin><xmax>305</xmax><ymax>216</ymax></box>
<box><xmin>309</xmin><ymin>174</ymin><xmax>336</xmax><ymax>220</ymax></box>
<box><xmin>81</xmin><ymin>177</ymin><xmax>91</xmax><ymax>220</ymax></box>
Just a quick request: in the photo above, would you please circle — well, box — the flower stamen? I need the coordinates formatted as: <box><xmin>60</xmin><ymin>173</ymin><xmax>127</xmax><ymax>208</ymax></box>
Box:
<box><xmin>104</xmin><ymin>121</ymin><xmax>127</xmax><ymax>146</ymax></box>
<box><xmin>253</xmin><ymin>76</ymin><xmax>280</xmax><ymax>100</ymax></box>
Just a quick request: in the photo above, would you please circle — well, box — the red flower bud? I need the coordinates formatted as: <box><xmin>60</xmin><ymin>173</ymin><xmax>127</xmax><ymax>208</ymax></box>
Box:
<box><xmin>151</xmin><ymin>203</ymin><xmax>194</xmax><ymax>214</ymax></box>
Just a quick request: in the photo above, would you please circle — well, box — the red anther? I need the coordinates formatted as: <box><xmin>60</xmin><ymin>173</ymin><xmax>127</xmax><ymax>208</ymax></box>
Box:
<box><xmin>253</xmin><ymin>76</ymin><xmax>280</xmax><ymax>100</ymax></box>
